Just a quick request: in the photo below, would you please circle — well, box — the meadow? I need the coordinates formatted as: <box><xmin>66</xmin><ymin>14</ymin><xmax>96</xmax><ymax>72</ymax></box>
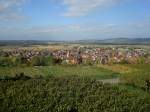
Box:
<box><xmin>0</xmin><ymin>63</ymin><xmax>149</xmax><ymax>91</ymax></box>
<box><xmin>0</xmin><ymin>65</ymin><xmax>120</xmax><ymax>80</ymax></box>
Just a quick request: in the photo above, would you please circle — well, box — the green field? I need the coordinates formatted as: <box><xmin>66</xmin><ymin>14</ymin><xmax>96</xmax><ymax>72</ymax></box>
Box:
<box><xmin>0</xmin><ymin>64</ymin><xmax>149</xmax><ymax>90</ymax></box>
<box><xmin>0</xmin><ymin>65</ymin><xmax>120</xmax><ymax>79</ymax></box>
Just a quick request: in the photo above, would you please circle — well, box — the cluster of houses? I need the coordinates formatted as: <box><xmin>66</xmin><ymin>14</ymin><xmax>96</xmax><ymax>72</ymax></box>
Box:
<box><xmin>0</xmin><ymin>46</ymin><xmax>149</xmax><ymax>65</ymax></box>
<box><xmin>0</xmin><ymin>49</ymin><xmax>53</xmax><ymax>62</ymax></box>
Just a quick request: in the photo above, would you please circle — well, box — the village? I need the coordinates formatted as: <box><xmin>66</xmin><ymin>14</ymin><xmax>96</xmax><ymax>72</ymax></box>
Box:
<box><xmin>0</xmin><ymin>46</ymin><xmax>150</xmax><ymax>65</ymax></box>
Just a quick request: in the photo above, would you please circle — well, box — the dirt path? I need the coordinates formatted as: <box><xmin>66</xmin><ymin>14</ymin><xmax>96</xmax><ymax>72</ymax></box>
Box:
<box><xmin>98</xmin><ymin>78</ymin><xmax>120</xmax><ymax>84</ymax></box>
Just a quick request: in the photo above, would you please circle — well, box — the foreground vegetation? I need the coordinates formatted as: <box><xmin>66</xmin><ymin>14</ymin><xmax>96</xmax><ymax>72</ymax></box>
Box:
<box><xmin>0</xmin><ymin>76</ymin><xmax>150</xmax><ymax>112</ymax></box>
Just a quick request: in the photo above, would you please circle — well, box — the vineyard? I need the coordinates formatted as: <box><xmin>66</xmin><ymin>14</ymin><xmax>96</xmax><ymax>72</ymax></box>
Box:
<box><xmin>0</xmin><ymin>76</ymin><xmax>150</xmax><ymax>112</ymax></box>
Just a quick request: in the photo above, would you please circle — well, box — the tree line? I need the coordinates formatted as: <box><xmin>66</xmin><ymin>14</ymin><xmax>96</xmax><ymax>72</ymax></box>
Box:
<box><xmin>0</xmin><ymin>56</ymin><xmax>62</xmax><ymax>67</ymax></box>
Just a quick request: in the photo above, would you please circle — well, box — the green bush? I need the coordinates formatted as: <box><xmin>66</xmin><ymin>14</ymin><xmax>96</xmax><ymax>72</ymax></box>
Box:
<box><xmin>0</xmin><ymin>57</ymin><xmax>14</xmax><ymax>67</ymax></box>
<box><xmin>83</xmin><ymin>59</ymin><xmax>93</xmax><ymax>66</ymax></box>
<box><xmin>31</xmin><ymin>56</ymin><xmax>54</xmax><ymax>66</ymax></box>
<box><xmin>12</xmin><ymin>56</ymin><xmax>22</xmax><ymax>66</ymax></box>
<box><xmin>0</xmin><ymin>56</ymin><xmax>25</xmax><ymax>67</ymax></box>
<box><xmin>119</xmin><ymin>59</ymin><xmax>129</xmax><ymax>64</ymax></box>
<box><xmin>0</xmin><ymin>55</ymin><xmax>55</xmax><ymax>67</ymax></box>
<box><xmin>53</xmin><ymin>58</ymin><xmax>62</xmax><ymax>65</ymax></box>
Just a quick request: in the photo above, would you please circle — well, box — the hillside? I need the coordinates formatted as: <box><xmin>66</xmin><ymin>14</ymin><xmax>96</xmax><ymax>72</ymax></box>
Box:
<box><xmin>0</xmin><ymin>38</ymin><xmax>150</xmax><ymax>45</ymax></box>
<box><xmin>74</xmin><ymin>38</ymin><xmax>150</xmax><ymax>44</ymax></box>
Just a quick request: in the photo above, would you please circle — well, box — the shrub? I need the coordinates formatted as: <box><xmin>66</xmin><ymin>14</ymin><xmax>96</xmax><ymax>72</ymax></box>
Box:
<box><xmin>0</xmin><ymin>56</ymin><xmax>29</xmax><ymax>67</ymax></box>
<box><xmin>31</xmin><ymin>56</ymin><xmax>54</xmax><ymax>66</ymax></box>
<box><xmin>53</xmin><ymin>58</ymin><xmax>62</xmax><ymax>65</ymax></box>
<box><xmin>0</xmin><ymin>57</ymin><xmax>13</xmax><ymax>67</ymax></box>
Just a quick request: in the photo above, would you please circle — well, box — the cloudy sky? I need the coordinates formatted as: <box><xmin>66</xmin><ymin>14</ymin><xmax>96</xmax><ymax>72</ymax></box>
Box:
<box><xmin>0</xmin><ymin>0</ymin><xmax>150</xmax><ymax>40</ymax></box>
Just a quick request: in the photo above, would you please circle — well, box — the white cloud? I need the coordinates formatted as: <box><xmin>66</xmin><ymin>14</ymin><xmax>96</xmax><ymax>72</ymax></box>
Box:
<box><xmin>0</xmin><ymin>0</ymin><xmax>28</xmax><ymax>21</ymax></box>
<box><xmin>63</xmin><ymin>0</ymin><xmax>119</xmax><ymax>16</ymax></box>
<box><xmin>1</xmin><ymin>22</ymin><xmax>150</xmax><ymax>40</ymax></box>
<box><xmin>25</xmin><ymin>25</ymin><xmax>82</xmax><ymax>34</ymax></box>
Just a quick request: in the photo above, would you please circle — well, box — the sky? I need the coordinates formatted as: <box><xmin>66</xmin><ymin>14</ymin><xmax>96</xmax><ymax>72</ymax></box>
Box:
<box><xmin>0</xmin><ymin>0</ymin><xmax>150</xmax><ymax>40</ymax></box>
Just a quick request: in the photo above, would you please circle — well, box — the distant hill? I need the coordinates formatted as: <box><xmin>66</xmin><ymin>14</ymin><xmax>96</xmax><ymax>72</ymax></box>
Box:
<box><xmin>73</xmin><ymin>38</ymin><xmax>150</xmax><ymax>45</ymax></box>
<box><xmin>0</xmin><ymin>40</ymin><xmax>49</xmax><ymax>46</ymax></box>
<box><xmin>0</xmin><ymin>38</ymin><xmax>150</xmax><ymax>45</ymax></box>
<box><xmin>101</xmin><ymin>38</ymin><xmax>150</xmax><ymax>44</ymax></box>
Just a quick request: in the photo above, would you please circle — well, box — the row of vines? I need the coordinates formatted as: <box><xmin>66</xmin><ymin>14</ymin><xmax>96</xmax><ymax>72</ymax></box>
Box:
<box><xmin>0</xmin><ymin>76</ymin><xmax>150</xmax><ymax>112</ymax></box>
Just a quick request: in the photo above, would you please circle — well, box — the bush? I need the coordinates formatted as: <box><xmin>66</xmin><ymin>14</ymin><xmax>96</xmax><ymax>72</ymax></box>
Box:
<box><xmin>0</xmin><ymin>57</ymin><xmax>13</xmax><ymax>67</ymax></box>
<box><xmin>31</xmin><ymin>56</ymin><xmax>54</xmax><ymax>66</ymax></box>
<box><xmin>119</xmin><ymin>59</ymin><xmax>129</xmax><ymax>64</ymax></box>
<box><xmin>53</xmin><ymin>58</ymin><xmax>62</xmax><ymax>65</ymax></box>
<box><xmin>12</xmin><ymin>56</ymin><xmax>22</xmax><ymax>66</ymax></box>
<box><xmin>0</xmin><ymin>56</ymin><xmax>25</xmax><ymax>67</ymax></box>
<box><xmin>83</xmin><ymin>59</ymin><xmax>93</xmax><ymax>66</ymax></box>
